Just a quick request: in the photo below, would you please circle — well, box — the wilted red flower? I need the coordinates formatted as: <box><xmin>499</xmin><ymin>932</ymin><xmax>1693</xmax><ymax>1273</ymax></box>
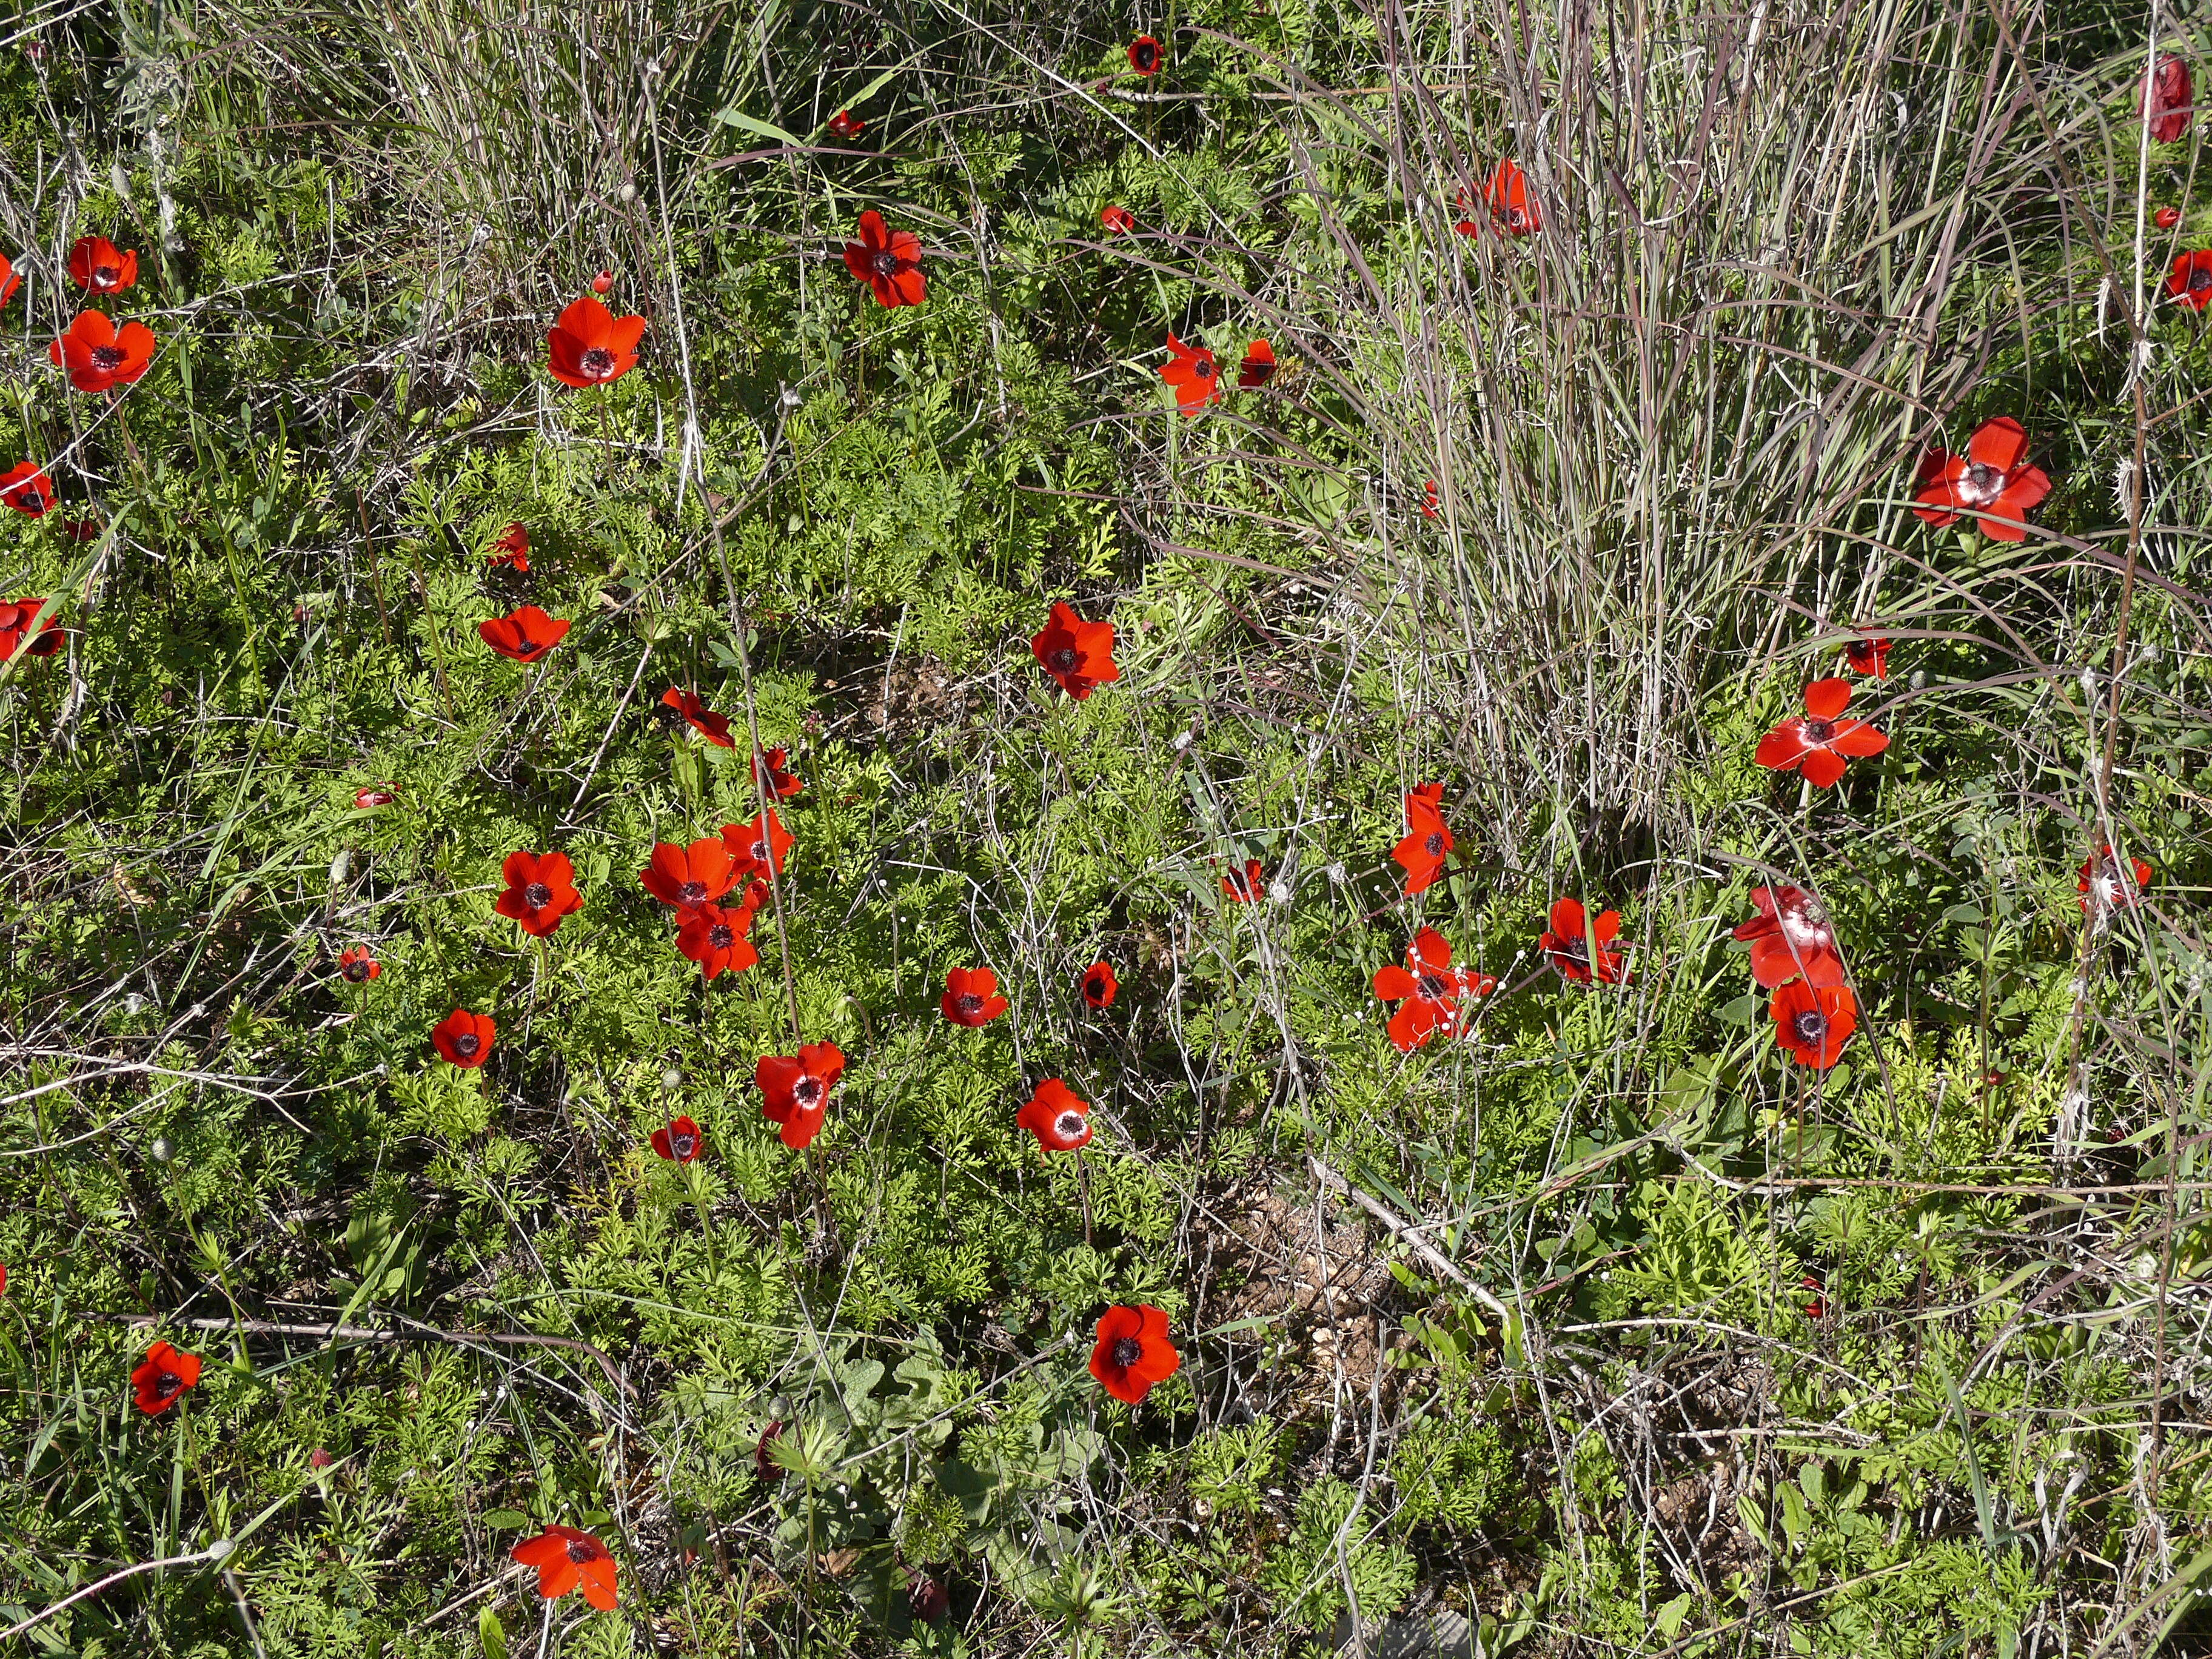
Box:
<box><xmin>58</xmin><ymin>517</ymin><xmax>100</xmax><ymax>541</ymax></box>
<box><xmin>1031</xmin><ymin>600</ymin><xmax>1119</xmax><ymax>699</ymax></box>
<box><xmin>1101</xmin><ymin>204</ymin><xmax>1135</xmax><ymax>235</ymax></box>
<box><xmin>661</xmin><ymin>687</ymin><xmax>735</xmax><ymax>748</ymax></box>
<box><xmin>546</xmin><ymin>295</ymin><xmax>645</xmax><ymax>387</ymax></box>
<box><xmin>2167</xmin><ymin>250</ymin><xmax>2212</xmax><ymax>310</ymax></box>
<box><xmin>757</xmin><ymin>1041</ymin><xmax>845</xmax><ymax>1149</ymax></box>
<box><xmin>354</xmin><ymin>786</ymin><xmax>395</xmax><ymax>809</ymax></box>
<box><xmin>677</xmin><ymin>900</ymin><xmax>759</xmax><ymax>979</ymax></box>
<box><xmin>431</xmin><ymin>1008</ymin><xmax>496</xmax><ymax>1069</ymax></box>
<box><xmin>1912</xmin><ymin>417</ymin><xmax>2051</xmax><ymax>541</ymax></box>
<box><xmin>1238</xmin><ymin>340</ymin><xmax>1277</xmax><ymax>388</ymax></box>
<box><xmin>1801</xmin><ymin>1273</ymin><xmax>1826</xmax><ymax>1319</ymax></box>
<box><xmin>942</xmin><ymin>967</ymin><xmax>1010</xmax><ymax>1027</ymax></box>
<box><xmin>1222</xmin><ymin>859</ymin><xmax>1265</xmax><ymax>902</ymax></box>
<box><xmin>1090</xmin><ymin>1303</ymin><xmax>1179</xmax><ymax>1404</ymax></box>
<box><xmin>495</xmin><ymin>850</ymin><xmax>584</xmax><ymax>937</ymax></box>
<box><xmin>1392</xmin><ymin>783</ymin><xmax>1452</xmax><ymax>895</ymax></box>
<box><xmin>591</xmin><ymin>268</ymin><xmax>615</xmax><ymax>295</ymax></box>
<box><xmin>1019</xmin><ymin>1078</ymin><xmax>1093</xmax><ymax>1151</ymax></box>
<box><xmin>722</xmin><ymin>810</ymin><xmax>793</xmax><ymax>880</ymax></box>
<box><xmin>1421</xmin><ymin>480</ymin><xmax>1439</xmax><ymax>518</ymax></box>
<box><xmin>1771</xmin><ymin>980</ymin><xmax>1857</xmax><ymax>1070</ymax></box>
<box><xmin>640</xmin><ymin>837</ymin><xmax>739</xmax><ymax>909</ymax></box>
<box><xmin>753</xmin><ymin>747</ymin><xmax>803</xmax><ymax>797</ymax></box>
<box><xmin>512</xmin><ymin>1526</ymin><xmax>619</xmax><ymax>1610</ymax></box>
<box><xmin>2079</xmin><ymin>845</ymin><xmax>2153</xmax><ymax>916</ymax></box>
<box><xmin>338</xmin><ymin>945</ymin><xmax>381</xmax><ymax>984</ymax></box>
<box><xmin>1372</xmin><ymin>928</ymin><xmax>1493</xmax><ymax>1052</ymax></box>
<box><xmin>2143</xmin><ymin>53</ymin><xmax>2193</xmax><ymax>145</ymax></box>
<box><xmin>1159</xmin><ymin>332</ymin><xmax>1221</xmax><ymax>415</ymax></box>
<box><xmin>828</xmin><ymin>109</ymin><xmax>865</xmax><ymax>140</ymax></box>
<box><xmin>1485</xmin><ymin>159</ymin><xmax>1540</xmax><ymax>234</ymax></box>
<box><xmin>1755</xmin><ymin>679</ymin><xmax>1889</xmax><ymax>788</ymax></box>
<box><xmin>50</xmin><ymin>310</ymin><xmax>156</xmax><ymax>392</ymax></box>
<box><xmin>910</xmin><ymin>1575</ymin><xmax>951</xmax><ymax>1624</ymax></box>
<box><xmin>1128</xmin><ymin>35</ymin><xmax>1162</xmax><ymax>75</ymax></box>
<box><xmin>0</xmin><ymin>598</ymin><xmax>62</xmax><ymax>660</ymax></box>
<box><xmin>0</xmin><ymin>253</ymin><xmax>16</xmax><ymax>307</ymax></box>
<box><xmin>754</xmin><ymin>1419</ymin><xmax>787</xmax><ymax>1481</ymax></box>
<box><xmin>1540</xmin><ymin>898</ymin><xmax>1627</xmax><ymax>985</ymax></box>
<box><xmin>488</xmin><ymin>522</ymin><xmax>530</xmax><ymax>571</ymax></box>
<box><xmin>651</xmin><ymin>1115</ymin><xmax>705</xmax><ymax>1163</ymax></box>
<box><xmin>1</xmin><ymin>461</ymin><xmax>54</xmax><ymax>517</ymax></box>
<box><xmin>842</xmin><ymin>210</ymin><xmax>927</xmax><ymax>307</ymax></box>
<box><xmin>477</xmin><ymin>605</ymin><xmax>571</xmax><ymax>663</ymax></box>
<box><xmin>1842</xmin><ymin>635</ymin><xmax>1890</xmax><ymax>677</ymax></box>
<box><xmin>2156</xmin><ymin>206</ymin><xmax>2183</xmax><ymax>230</ymax></box>
<box><xmin>1732</xmin><ymin>885</ymin><xmax>1845</xmax><ymax>989</ymax></box>
<box><xmin>68</xmin><ymin>235</ymin><xmax>138</xmax><ymax>293</ymax></box>
<box><xmin>130</xmin><ymin>1339</ymin><xmax>202</xmax><ymax>1415</ymax></box>
<box><xmin>307</xmin><ymin>1447</ymin><xmax>333</xmax><ymax>1469</ymax></box>
<box><xmin>1081</xmin><ymin>960</ymin><xmax>1118</xmax><ymax>1009</ymax></box>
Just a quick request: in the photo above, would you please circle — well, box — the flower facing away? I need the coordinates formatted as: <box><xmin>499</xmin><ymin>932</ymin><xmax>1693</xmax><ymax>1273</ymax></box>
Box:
<box><xmin>338</xmin><ymin>945</ymin><xmax>381</xmax><ymax>984</ymax></box>
<box><xmin>132</xmin><ymin>1340</ymin><xmax>203</xmax><ymax>1415</ymax></box>
<box><xmin>722</xmin><ymin>810</ymin><xmax>793</xmax><ymax>881</ymax></box>
<box><xmin>2167</xmin><ymin>250</ymin><xmax>2212</xmax><ymax>311</ymax></box>
<box><xmin>828</xmin><ymin>108</ymin><xmax>865</xmax><ymax>140</ymax></box>
<box><xmin>431</xmin><ymin>1008</ymin><xmax>496</xmax><ymax>1069</ymax></box>
<box><xmin>1731</xmin><ymin>885</ymin><xmax>1845</xmax><ymax>989</ymax></box>
<box><xmin>1755</xmin><ymin>679</ymin><xmax>1889</xmax><ymax>788</ymax></box>
<box><xmin>488</xmin><ymin>522</ymin><xmax>530</xmax><ymax>571</ymax></box>
<box><xmin>2079</xmin><ymin>845</ymin><xmax>2153</xmax><ymax>916</ymax></box>
<box><xmin>0</xmin><ymin>598</ymin><xmax>63</xmax><ymax>660</ymax></box>
<box><xmin>1018</xmin><ymin>1078</ymin><xmax>1093</xmax><ymax>1152</ymax></box>
<box><xmin>2144</xmin><ymin>53</ymin><xmax>2194</xmax><ymax>145</ymax></box>
<box><xmin>1843</xmin><ymin>635</ymin><xmax>1891</xmax><ymax>678</ymax></box>
<box><xmin>651</xmin><ymin>1115</ymin><xmax>705</xmax><ymax>1163</ymax></box>
<box><xmin>546</xmin><ymin>295</ymin><xmax>645</xmax><ymax>387</ymax></box>
<box><xmin>1127</xmin><ymin>35</ymin><xmax>1162</xmax><ymax>75</ymax></box>
<box><xmin>754</xmin><ymin>1420</ymin><xmax>786</xmax><ymax>1481</ymax></box>
<box><xmin>1090</xmin><ymin>1304</ymin><xmax>1179</xmax><ymax>1404</ymax></box>
<box><xmin>1912</xmin><ymin>417</ymin><xmax>2051</xmax><ymax>541</ymax></box>
<box><xmin>1031</xmin><ymin>600</ymin><xmax>1120</xmax><ymax>699</ymax></box>
<box><xmin>49</xmin><ymin>311</ymin><xmax>156</xmax><ymax>392</ymax></box>
<box><xmin>1770</xmin><ymin>980</ymin><xmax>1858</xmax><ymax>1070</ymax></box>
<box><xmin>0</xmin><ymin>253</ymin><xmax>16</xmax><ymax>307</ymax></box>
<box><xmin>677</xmin><ymin>901</ymin><xmax>759</xmax><ymax>979</ymax></box>
<box><xmin>1</xmin><ymin>461</ymin><xmax>54</xmax><ymax>517</ymax></box>
<box><xmin>640</xmin><ymin>838</ymin><xmax>739</xmax><ymax>910</ymax></box>
<box><xmin>354</xmin><ymin>786</ymin><xmax>396</xmax><ymax>809</ymax></box>
<box><xmin>1101</xmin><ymin>204</ymin><xmax>1135</xmax><ymax>235</ymax></box>
<box><xmin>1372</xmin><ymin>928</ymin><xmax>1493</xmax><ymax>1052</ymax></box>
<box><xmin>1222</xmin><ymin>859</ymin><xmax>1265</xmax><ymax>903</ymax></box>
<box><xmin>661</xmin><ymin>687</ymin><xmax>735</xmax><ymax>748</ymax></box>
<box><xmin>1801</xmin><ymin>1274</ymin><xmax>1826</xmax><ymax>1319</ymax></box>
<box><xmin>1238</xmin><ymin>340</ymin><xmax>1277</xmax><ymax>388</ymax></box>
<box><xmin>1159</xmin><ymin>332</ymin><xmax>1221</xmax><ymax>415</ymax></box>
<box><xmin>910</xmin><ymin>1576</ymin><xmax>951</xmax><ymax>1625</ymax></box>
<box><xmin>752</xmin><ymin>746</ymin><xmax>803</xmax><ymax>798</ymax></box>
<box><xmin>477</xmin><ymin>605</ymin><xmax>571</xmax><ymax>663</ymax></box>
<box><xmin>1485</xmin><ymin>159</ymin><xmax>1541</xmax><ymax>234</ymax></box>
<box><xmin>942</xmin><ymin>967</ymin><xmax>1010</xmax><ymax>1027</ymax></box>
<box><xmin>1081</xmin><ymin>960</ymin><xmax>1119</xmax><ymax>1010</ymax></box>
<box><xmin>2157</xmin><ymin>206</ymin><xmax>2183</xmax><ymax>230</ymax></box>
<box><xmin>1392</xmin><ymin>782</ymin><xmax>1453</xmax><ymax>895</ymax></box>
<box><xmin>591</xmin><ymin>268</ymin><xmax>614</xmax><ymax>295</ymax></box>
<box><xmin>1421</xmin><ymin>480</ymin><xmax>1439</xmax><ymax>518</ymax></box>
<box><xmin>68</xmin><ymin>235</ymin><xmax>138</xmax><ymax>293</ymax></box>
<box><xmin>495</xmin><ymin>850</ymin><xmax>584</xmax><ymax>937</ymax></box>
<box><xmin>1540</xmin><ymin>898</ymin><xmax>1628</xmax><ymax>985</ymax></box>
<box><xmin>842</xmin><ymin>210</ymin><xmax>927</xmax><ymax>307</ymax></box>
<box><xmin>512</xmin><ymin>1526</ymin><xmax>619</xmax><ymax>1611</ymax></box>
<box><xmin>757</xmin><ymin>1041</ymin><xmax>846</xmax><ymax>1150</ymax></box>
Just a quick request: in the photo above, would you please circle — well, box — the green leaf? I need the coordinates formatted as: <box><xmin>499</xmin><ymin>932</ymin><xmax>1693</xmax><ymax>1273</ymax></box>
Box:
<box><xmin>712</xmin><ymin>106</ymin><xmax>807</xmax><ymax>147</ymax></box>
<box><xmin>481</xmin><ymin>1508</ymin><xmax>531</xmax><ymax>1529</ymax></box>
<box><xmin>1655</xmin><ymin>1592</ymin><xmax>1692</xmax><ymax>1638</ymax></box>
<box><xmin>478</xmin><ymin>1606</ymin><xmax>508</xmax><ymax>1659</ymax></box>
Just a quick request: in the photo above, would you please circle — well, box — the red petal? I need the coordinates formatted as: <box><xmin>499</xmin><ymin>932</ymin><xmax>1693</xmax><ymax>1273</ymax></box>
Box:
<box><xmin>1966</xmin><ymin>416</ymin><xmax>2029</xmax><ymax>473</ymax></box>
<box><xmin>1803</xmin><ymin>678</ymin><xmax>1853</xmax><ymax>720</ymax></box>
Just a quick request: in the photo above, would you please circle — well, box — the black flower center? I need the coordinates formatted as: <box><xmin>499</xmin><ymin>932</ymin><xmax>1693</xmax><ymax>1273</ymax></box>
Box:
<box><xmin>154</xmin><ymin>1370</ymin><xmax>180</xmax><ymax>1393</ymax></box>
<box><xmin>2193</xmin><ymin>266</ymin><xmax>2212</xmax><ymax>293</ymax></box>
<box><xmin>19</xmin><ymin>490</ymin><xmax>45</xmax><ymax>512</ymax></box>
<box><xmin>1192</xmin><ymin>358</ymin><xmax>1213</xmax><ymax>380</ymax></box>
<box><xmin>955</xmin><ymin>993</ymin><xmax>983</xmax><ymax>1015</ymax></box>
<box><xmin>524</xmin><ymin>882</ymin><xmax>552</xmax><ymax>909</ymax></box>
<box><xmin>748</xmin><ymin>840</ymin><xmax>768</xmax><ymax>861</ymax></box>
<box><xmin>1056</xmin><ymin>1111</ymin><xmax>1086</xmax><ymax>1139</ymax></box>
<box><xmin>1508</xmin><ymin>208</ymin><xmax>1529</xmax><ymax>229</ymax></box>
<box><xmin>871</xmin><ymin>249</ymin><xmax>900</xmax><ymax>276</ymax></box>
<box><xmin>1960</xmin><ymin>460</ymin><xmax>2004</xmax><ymax>503</ymax></box>
<box><xmin>1417</xmin><ymin>973</ymin><xmax>1450</xmax><ymax>1000</ymax></box>
<box><xmin>1800</xmin><ymin>717</ymin><xmax>1836</xmax><ymax>743</ymax></box>
<box><xmin>343</xmin><ymin>959</ymin><xmax>371</xmax><ymax>983</ymax></box>
<box><xmin>1423</xmin><ymin>831</ymin><xmax>1444</xmax><ymax>856</ymax></box>
<box><xmin>1112</xmin><ymin>1336</ymin><xmax>1142</xmax><ymax>1367</ymax></box>
<box><xmin>679</xmin><ymin>880</ymin><xmax>707</xmax><ymax>903</ymax></box>
<box><xmin>580</xmin><ymin>346</ymin><xmax>616</xmax><ymax>378</ymax></box>
<box><xmin>94</xmin><ymin>265</ymin><xmax>119</xmax><ymax>287</ymax></box>
<box><xmin>1048</xmin><ymin>646</ymin><xmax>1079</xmax><ymax>672</ymax></box>
<box><xmin>672</xmin><ymin>1131</ymin><xmax>697</xmax><ymax>1158</ymax></box>
<box><xmin>709</xmin><ymin>924</ymin><xmax>734</xmax><ymax>948</ymax></box>
<box><xmin>1794</xmin><ymin>1009</ymin><xmax>1829</xmax><ymax>1043</ymax></box>
<box><xmin>454</xmin><ymin>1032</ymin><xmax>480</xmax><ymax>1057</ymax></box>
<box><xmin>90</xmin><ymin>345</ymin><xmax>125</xmax><ymax>369</ymax></box>
<box><xmin>1133</xmin><ymin>41</ymin><xmax>1158</xmax><ymax>69</ymax></box>
<box><xmin>1557</xmin><ymin>937</ymin><xmax>1589</xmax><ymax>962</ymax></box>
<box><xmin>793</xmin><ymin>1076</ymin><xmax>822</xmax><ymax>1104</ymax></box>
<box><xmin>566</xmin><ymin>1540</ymin><xmax>598</xmax><ymax>1564</ymax></box>
<box><xmin>511</xmin><ymin>632</ymin><xmax>540</xmax><ymax>654</ymax></box>
<box><xmin>1086</xmin><ymin>975</ymin><xmax>1107</xmax><ymax>999</ymax></box>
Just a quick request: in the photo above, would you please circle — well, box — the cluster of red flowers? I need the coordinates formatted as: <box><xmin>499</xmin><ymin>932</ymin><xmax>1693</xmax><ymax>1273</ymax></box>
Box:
<box><xmin>1733</xmin><ymin>885</ymin><xmax>1856</xmax><ymax>1071</ymax></box>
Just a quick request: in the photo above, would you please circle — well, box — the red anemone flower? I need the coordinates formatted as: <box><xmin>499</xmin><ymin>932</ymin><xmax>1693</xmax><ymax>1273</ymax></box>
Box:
<box><xmin>1018</xmin><ymin>1078</ymin><xmax>1093</xmax><ymax>1151</ymax></box>
<box><xmin>757</xmin><ymin>1041</ymin><xmax>845</xmax><ymax>1149</ymax></box>
<box><xmin>546</xmin><ymin>295</ymin><xmax>645</xmax><ymax>387</ymax></box>
<box><xmin>432</xmin><ymin>1008</ymin><xmax>496</xmax><ymax>1068</ymax></box>
<box><xmin>512</xmin><ymin>1526</ymin><xmax>619</xmax><ymax>1611</ymax></box>
<box><xmin>677</xmin><ymin>900</ymin><xmax>760</xmax><ymax>979</ymax></box>
<box><xmin>1540</xmin><ymin>898</ymin><xmax>1629</xmax><ymax>985</ymax></box>
<box><xmin>1127</xmin><ymin>35</ymin><xmax>1162</xmax><ymax>75</ymax></box>
<box><xmin>2144</xmin><ymin>53</ymin><xmax>2193</xmax><ymax>145</ymax></box>
<box><xmin>1159</xmin><ymin>332</ymin><xmax>1221</xmax><ymax>415</ymax></box>
<box><xmin>1090</xmin><ymin>1304</ymin><xmax>1179</xmax><ymax>1404</ymax></box>
<box><xmin>661</xmin><ymin>687</ymin><xmax>735</xmax><ymax>748</ymax></box>
<box><xmin>1081</xmin><ymin>960</ymin><xmax>1119</xmax><ymax>1010</ymax></box>
<box><xmin>0</xmin><ymin>253</ymin><xmax>17</xmax><ymax>307</ymax></box>
<box><xmin>1238</xmin><ymin>340</ymin><xmax>1277</xmax><ymax>388</ymax></box>
<box><xmin>1421</xmin><ymin>480</ymin><xmax>1440</xmax><ymax>518</ymax></box>
<box><xmin>1031</xmin><ymin>600</ymin><xmax>1120</xmax><ymax>699</ymax></box>
<box><xmin>1222</xmin><ymin>859</ymin><xmax>1265</xmax><ymax>903</ymax></box>
<box><xmin>50</xmin><ymin>311</ymin><xmax>156</xmax><ymax>392</ymax></box>
<box><xmin>651</xmin><ymin>1115</ymin><xmax>705</xmax><ymax>1163</ymax></box>
<box><xmin>130</xmin><ymin>1339</ymin><xmax>202</xmax><ymax>1415</ymax></box>
<box><xmin>1842</xmin><ymin>634</ymin><xmax>1891</xmax><ymax>678</ymax></box>
<box><xmin>842</xmin><ymin>210</ymin><xmax>927</xmax><ymax>307</ymax></box>
<box><xmin>68</xmin><ymin>235</ymin><xmax>138</xmax><ymax>293</ymax></box>
<box><xmin>0</xmin><ymin>598</ymin><xmax>63</xmax><ymax>660</ymax></box>
<box><xmin>1801</xmin><ymin>1273</ymin><xmax>1826</xmax><ymax>1319</ymax></box>
<box><xmin>1101</xmin><ymin>204</ymin><xmax>1135</xmax><ymax>235</ymax></box>
<box><xmin>722</xmin><ymin>810</ymin><xmax>793</xmax><ymax>880</ymax></box>
<box><xmin>1372</xmin><ymin>928</ymin><xmax>1494</xmax><ymax>1051</ymax></box>
<box><xmin>2079</xmin><ymin>845</ymin><xmax>2153</xmax><ymax>916</ymax></box>
<box><xmin>1912</xmin><ymin>417</ymin><xmax>2051</xmax><ymax>541</ymax></box>
<box><xmin>58</xmin><ymin>517</ymin><xmax>100</xmax><ymax>541</ymax></box>
<box><xmin>495</xmin><ymin>850</ymin><xmax>584</xmax><ymax>937</ymax></box>
<box><xmin>942</xmin><ymin>967</ymin><xmax>1010</xmax><ymax>1027</ymax></box>
<box><xmin>1771</xmin><ymin>980</ymin><xmax>1858</xmax><ymax>1070</ymax></box>
<box><xmin>488</xmin><ymin>522</ymin><xmax>530</xmax><ymax>571</ymax></box>
<box><xmin>753</xmin><ymin>746</ymin><xmax>803</xmax><ymax>798</ymax></box>
<box><xmin>591</xmin><ymin>268</ymin><xmax>615</xmax><ymax>295</ymax></box>
<box><xmin>1731</xmin><ymin>885</ymin><xmax>1845</xmax><ymax>989</ymax></box>
<box><xmin>1</xmin><ymin>461</ymin><xmax>55</xmax><ymax>517</ymax></box>
<box><xmin>828</xmin><ymin>109</ymin><xmax>865</xmax><ymax>140</ymax></box>
<box><xmin>477</xmin><ymin>605</ymin><xmax>571</xmax><ymax>663</ymax></box>
<box><xmin>2167</xmin><ymin>250</ymin><xmax>2212</xmax><ymax>310</ymax></box>
<box><xmin>338</xmin><ymin>945</ymin><xmax>381</xmax><ymax>984</ymax></box>
<box><xmin>1392</xmin><ymin>783</ymin><xmax>1453</xmax><ymax>895</ymax></box>
<box><xmin>911</xmin><ymin>1576</ymin><xmax>951</xmax><ymax>1625</ymax></box>
<box><xmin>1755</xmin><ymin>679</ymin><xmax>1889</xmax><ymax>788</ymax></box>
<box><xmin>354</xmin><ymin>786</ymin><xmax>396</xmax><ymax>809</ymax></box>
<box><xmin>2156</xmin><ymin>206</ymin><xmax>2183</xmax><ymax>230</ymax></box>
<box><xmin>640</xmin><ymin>838</ymin><xmax>739</xmax><ymax>910</ymax></box>
<box><xmin>1486</xmin><ymin>160</ymin><xmax>1541</xmax><ymax>234</ymax></box>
